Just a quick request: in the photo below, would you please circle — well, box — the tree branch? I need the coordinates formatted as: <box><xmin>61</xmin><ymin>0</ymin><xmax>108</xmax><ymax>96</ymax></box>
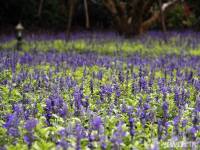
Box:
<box><xmin>37</xmin><ymin>0</ymin><xmax>44</xmax><ymax>17</ymax></box>
<box><xmin>162</xmin><ymin>0</ymin><xmax>179</xmax><ymax>12</ymax></box>
<box><xmin>158</xmin><ymin>0</ymin><xmax>167</xmax><ymax>32</ymax></box>
<box><xmin>141</xmin><ymin>0</ymin><xmax>179</xmax><ymax>33</ymax></box>
<box><xmin>84</xmin><ymin>0</ymin><xmax>90</xmax><ymax>29</ymax></box>
<box><xmin>103</xmin><ymin>0</ymin><xmax>118</xmax><ymax>15</ymax></box>
<box><xmin>66</xmin><ymin>0</ymin><xmax>78</xmax><ymax>36</ymax></box>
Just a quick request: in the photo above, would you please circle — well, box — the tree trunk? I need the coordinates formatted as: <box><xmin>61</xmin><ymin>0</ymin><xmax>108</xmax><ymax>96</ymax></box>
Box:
<box><xmin>141</xmin><ymin>0</ymin><xmax>179</xmax><ymax>33</ymax></box>
<box><xmin>37</xmin><ymin>0</ymin><xmax>44</xmax><ymax>17</ymax></box>
<box><xmin>66</xmin><ymin>0</ymin><xmax>78</xmax><ymax>37</ymax></box>
<box><xmin>84</xmin><ymin>0</ymin><xmax>90</xmax><ymax>29</ymax></box>
<box><xmin>103</xmin><ymin>0</ymin><xmax>179</xmax><ymax>37</ymax></box>
<box><xmin>158</xmin><ymin>0</ymin><xmax>167</xmax><ymax>33</ymax></box>
<box><xmin>60</xmin><ymin>0</ymin><xmax>67</xmax><ymax>15</ymax></box>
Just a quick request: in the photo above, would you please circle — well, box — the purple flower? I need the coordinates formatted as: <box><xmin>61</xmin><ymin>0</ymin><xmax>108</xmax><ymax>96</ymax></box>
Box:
<box><xmin>188</xmin><ymin>127</ymin><xmax>197</xmax><ymax>134</ymax></box>
<box><xmin>88</xmin><ymin>132</ymin><xmax>95</xmax><ymax>149</ymax></box>
<box><xmin>187</xmin><ymin>71</ymin><xmax>193</xmax><ymax>83</ymax></box>
<box><xmin>164</xmin><ymin>122</ymin><xmax>170</xmax><ymax>128</ymax></box>
<box><xmin>143</xmin><ymin>103</ymin><xmax>150</xmax><ymax>110</ymax></box>
<box><xmin>174</xmin><ymin>88</ymin><xmax>180</xmax><ymax>108</ymax></box>
<box><xmin>161</xmin><ymin>86</ymin><xmax>168</xmax><ymax>94</ymax></box>
<box><xmin>173</xmin><ymin>116</ymin><xmax>180</xmax><ymax>126</ymax></box>
<box><xmin>182</xmin><ymin>119</ymin><xmax>188</xmax><ymax>127</ymax></box>
<box><xmin>111</xmin><ymin>122</ymin><xmax>126</xmax><ymax>145</ymax></box>
<box><xmin>75</xmin><ymin>123</ymin><xmax>86</xmax><ymax>150</ymax></box>
<box><xmin>121</xmin><ymin>102</ymin><xmax>127</xmax><ymax>113</ymax></box>
<box><xmin>148</xmin><ymin>75</ymin><xmax>154</xmax><ymax>88</ymax></box>
<box><xmin>115</xmin><ymin>88</ymin><xmax>121</xmax><ymax>98</ymax></box>
<box><xmin>45</xmin><ymin>94</ymin><xmax>68</xmax><ymax>124</ymax></box>
<box><xmin>100</xmin><ymin>138</ymin><xmax>107</xmax><ymax>150</ymax></box>
<box><xmin>100</xmin><ymin>84</ymin><xmax>113</xmax><ymax>96</ymax></box>
<box><xmin>4</xmin><ymin>114</ymin><xmax>18</xmax><ymax>128</ymax></box>
<box><xmin>97</xmin><ymin>70</ymin><xmax>103</xmax><ymax>80</ymax></box>
<box><xmin>45</xmin><ymin>113</ymin><xmax>52</xmax><ymax>126</ymax></box>
<box><xmin>129</xmin><ymin>117</ymin><xmax>135</xmax><ymax>138</ymax></box>
<box><xmin>58</xmin><ymin>103</ymin><xmax>68</xmax><ymax>118</ymax></box>
<box><xmin>157</xmin><ymin>119</ymin><xmax>163</xmax><ymax>140</ymax></box>
<box><xmin>23</xmin><ymin>84</ymin><xmax>32</xmax><ymax>92</ymax></box>
<box><xmin>126</xmin><ymin>106</ymin><xmax>133</xmax><ymax>116</ymax></box>
<box><xmin>118</xmin><ymin>71</ymin><xmax>124</xmax><ymax>83</ymax></box>
<box><xmin>73</xmin><ymin>86</ymin><xmax>83</xmax><ymax>111</ymax></box>
<box><xmin>8</xmin><ymin>127</ymin><xmax>19</xmax><ymax>137</ymax></box>
<box><xmin>66</xmin><ymin>76</ymin><xmax>75</xmax><ymax>89</ymax></box>
<box><xmin>129</xmin><ymin>117</ymin><xmax>134</xmax><ymax>124</ymax></box>
<box><xmin>187</xmin><ymin>126</ymin><xmax>197</xmax><ymax>140</ymax></box>
<box><xmin>24</xmin><ymin>119</ymin><xmax>38</xmax><ymax>131</ymax></box>
<box><xmin>162</xmin><ymin>101</ymin><xmax>168</xmax><ymax>112</ymax></box>
<box><xmin>75</xmin><ymin>123</ymin><xmax>86</xmax><ymax>138</ymax></box>
<box><xmin>19</xmin><ymin>53</ymin><xmax>33</xmax><ymax>64</ymax></box>
<box><xmin>57</xmin><ymin>138</ymin><xmax>70</xmax><ymax>150</ymax></box>
<box><xmin>194</xmin><ymin>79</ymin><xmax>200</xmax><ymax>91</ymax></box>
<box><xmin>158</xmin><ymin>78</ymin><xmax>165</xmax><ymax>90</ymax></box>
<box><xmin>81</xmin><ymin>96</ymin><xmax>89</xmax><ymax>110</ymax></box>
<box><xmin>24</xmin><ymin>134</ymin><xmax>35</xmax><ymax>146</ymax></box>
<box><xmin>91</xmin><ymin>116</ymin><xmax>102</xmax><ymax>130</ymax></box>
<box><xmin>4</xmin><ymin>113</ymin><xmax>20</xmax><ymax>137</ymax></box>
<box><xmin>13</xmin><ymin>104</ymin><xmax>23</xmax><ymax>116</ymax></box>
<box><xmin>23</xmin><ymin>118</ymin><xmax>38</xmax><ymax>146</ymax></box>
<box><xmin>173</xmin><ymin>116</ymin><xmax>180</xmax><ymax>135</ymax></box>
<box><xmin>195</xmin><ymin>96</ymin><xmax>200</xmax><ymax>112</ymax></box>
<box><xmin>131</xmin><ymin>82</ymin><xmax>136</xmax><ymax>94</ymax></box>
<box><xmin>139</xmin><ymin>76</ymin><xmax>147</xmax><ymax>91</ymax></box>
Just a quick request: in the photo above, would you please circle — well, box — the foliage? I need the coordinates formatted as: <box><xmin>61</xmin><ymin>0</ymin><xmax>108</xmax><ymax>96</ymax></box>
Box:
<box><xmin>0</xmin><ymin>0</ymin><xmax>199</xmax><ymax>31</ymax></box>
<box><xmin>166</xmin><ymin>3</ymin><xmax>196</xmax><ymax>29</ymax></box>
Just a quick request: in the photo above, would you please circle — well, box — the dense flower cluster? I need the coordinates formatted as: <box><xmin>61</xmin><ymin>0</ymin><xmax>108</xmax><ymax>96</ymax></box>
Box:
<box><xmin>0</xmin><ymin>33</ymin><xmax>200</xmax><ymax>149</ymax></box>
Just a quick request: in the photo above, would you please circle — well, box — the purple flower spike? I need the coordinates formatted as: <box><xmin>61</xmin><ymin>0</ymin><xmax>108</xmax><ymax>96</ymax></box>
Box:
<box><xmin>111</xmin><ymin>122</ymin><xmax>126</xmax><ymax>145</ymax></box>
<box><xmin>162</xmin><ymin>101</ymin><xmax>168</xmax><ymax>113</ymax></box>
<box><xmin>182</xmin><ymin>119</ymin><xmax>188</xmax><ymax>127</ymax></box>
<box><xmin>91</xmin><ymin>116</ymin><xmax>102</xmax><ymax>130</ymax></box>
<box><xmin>24</xmin><ymin>118</ymin><xmax>38</xmax><ymax>131</ymax></box>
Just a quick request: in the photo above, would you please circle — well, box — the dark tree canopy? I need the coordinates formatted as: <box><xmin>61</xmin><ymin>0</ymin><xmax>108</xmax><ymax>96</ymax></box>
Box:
<box><xmin>0</xmin><ymin>0</ymin><xmax>199</xmax><ymax>34</ymax></box>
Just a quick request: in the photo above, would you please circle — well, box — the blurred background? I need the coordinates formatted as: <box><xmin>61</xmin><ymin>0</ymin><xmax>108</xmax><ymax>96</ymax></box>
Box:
<box><xmin>0</xmin><ymin>0</ymin><xmax>199</xmax><ymax>34</ymax></box>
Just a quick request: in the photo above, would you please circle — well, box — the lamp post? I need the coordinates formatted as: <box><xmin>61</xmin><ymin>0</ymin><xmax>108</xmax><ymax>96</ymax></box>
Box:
<box><xmin>15</xmin><ymin>22</ymin><xmax>24</xmax><ymax>50</ymax></box>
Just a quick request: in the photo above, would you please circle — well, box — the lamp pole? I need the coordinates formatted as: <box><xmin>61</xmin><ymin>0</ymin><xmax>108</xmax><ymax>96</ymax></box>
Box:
<box><xmin>15</xmin><ymin>22</ymin><xmax>24</xmax><ymax>50</ymax></box>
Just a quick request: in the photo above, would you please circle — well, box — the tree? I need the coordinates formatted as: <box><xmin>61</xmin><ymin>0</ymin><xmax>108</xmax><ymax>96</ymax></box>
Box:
<box><xmin>66</xmin><ymin>0</ymin><xmax>90</xmax><ymax>36</ymax></box>
<box><xmin>102</xmin><ymin>0</ymin><xmax>180</xmax><ymax>36</ymax></box>
<box><xmin>66</xmin><ymin>0</ymin><xmax>78</xmax><ymax>36</ymax></box>
<box><xmin>158</xmin><ymin>0</ymin><xmax>167</xmax><ymax>33</ymax></box>
<box><xmin>37</xmin><ymin>0</ymin><xmax>44</xmax><ymax>18</ymax></box>
<box><xmin>187</xmin><ymin>0</ymin><xmax>200</xmax><ymax>30</ymax></box>
<box><xmin>84</xmin><ymin>0</ymin><xmax>90</xmax><ymax>29</ymax></box>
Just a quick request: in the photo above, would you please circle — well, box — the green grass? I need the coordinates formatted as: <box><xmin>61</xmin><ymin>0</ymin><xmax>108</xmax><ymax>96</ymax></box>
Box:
<box><xmin>1</xmin><ymin>36</ymin><xmax>200</xmax><ymax>56</ymax></box>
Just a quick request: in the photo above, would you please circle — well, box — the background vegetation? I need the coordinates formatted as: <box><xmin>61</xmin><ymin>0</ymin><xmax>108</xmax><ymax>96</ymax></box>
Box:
<box><xmin>0</xmin><ymin>0</ymin><xmax>199</xmax><ymax>33</ymax></box>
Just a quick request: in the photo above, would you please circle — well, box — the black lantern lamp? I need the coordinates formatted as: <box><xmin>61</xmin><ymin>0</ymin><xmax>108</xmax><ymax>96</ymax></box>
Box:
<box><xmin>15</xmin><ymin>22</ymin><xmax>24</xmax><ymax>50</ymax></box>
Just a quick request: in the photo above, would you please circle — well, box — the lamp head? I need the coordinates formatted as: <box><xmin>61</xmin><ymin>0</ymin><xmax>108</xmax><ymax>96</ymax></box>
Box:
<box><xmin>16</xmin><ymin>22</ymin><xmax>24</xmax><ymax>31</ymax></box>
